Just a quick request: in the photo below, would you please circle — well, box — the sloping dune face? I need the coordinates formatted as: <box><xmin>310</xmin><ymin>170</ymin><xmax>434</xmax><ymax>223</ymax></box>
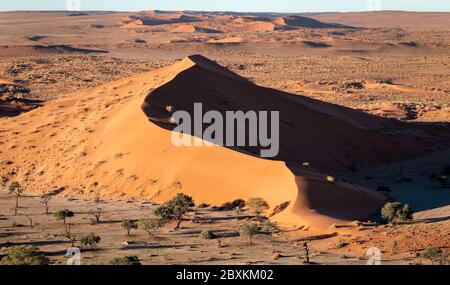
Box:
<box><xmin>1</xmin><ymin>55</ymin><xmax>449</xmax><ymax>228</ymax></box>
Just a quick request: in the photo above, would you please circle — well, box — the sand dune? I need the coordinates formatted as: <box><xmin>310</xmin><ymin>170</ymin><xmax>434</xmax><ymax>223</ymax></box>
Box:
<box><xmin>2</xmin><ymin>55</ymin><xmax>450</xmax><ymax>228</ymax></box>
<box><xmin>171</xmin><ymin>25</ymin><xmax>222</xmax><ymax>34</ymax></box>
<box><xmin>278</xmin><ymin>16</ymin><xmax>353</xmax><ymax>29</ymax></box>
<box><xmin>0</xmin><ymin>45</ymin><xmax>108</xmax><ymax>57</ymax></box>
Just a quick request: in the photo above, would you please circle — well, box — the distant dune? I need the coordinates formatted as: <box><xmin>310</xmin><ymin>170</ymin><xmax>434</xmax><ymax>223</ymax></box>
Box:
<box><xmin>310</xmin><ymin>11</ymin><xmax>450</xmax><ymax>29</ymax></box>
<box><xmin>0</xmin><ymin>45</ymin><xmax>108</xmax><ymax>57</ymax></box>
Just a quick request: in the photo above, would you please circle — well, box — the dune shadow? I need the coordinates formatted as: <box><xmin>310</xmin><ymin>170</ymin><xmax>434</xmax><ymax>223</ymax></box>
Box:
<box><xmin>0</xmin><ymin>240</ymin><xmax>68</xmax><ymax>248</ymax></box>
<box><xmin>140</xmin><ymin>54</ymin><xmax>450</xmax><ymax>221</ymax></box>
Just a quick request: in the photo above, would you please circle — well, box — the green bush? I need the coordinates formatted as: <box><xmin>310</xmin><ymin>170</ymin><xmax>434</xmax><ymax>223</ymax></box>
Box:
<box><xmin>0</xmin><ymin>246</ymin><xmax>50</xmax><ymax>265</ymax></box>
<box><xmin>154</xmin><ymin>193</ymin><xmax>195</xmax><ymax>229</ymax></box>
<box><xmin>381</xmin><ymin>202</ymin><xmax>413</xmax><ymax>223</ymax></box>
<box><xmin>246</xmin><ymin>198</ymin><xmax>269</xmax><ymax>219</ymax></box>
<box><xmin>110</xmin><ymin>256</ymin><xmax>141</xmax><ymax>265</ymax></box>
<box><xmin>239</xmin><ymin>223</ymin><xmax>260</xmax><ymax>245</ymax></box>
<box><xmin>80</xmin><ymin>233</ymin><xmax>101</xmax><ymax>249</ymax></box>
<box><xmin>421</xmin><ymin>247</ymin><xmax>449</xmax><ymax>265</ymax></box>
<box><xmin>53</xmin><ymin>209</ymin><xmax>74</xmax><ymax>224</ymax></box>
<box><xmin>121</xmin><ymin>220</ymin><xmax>138</xmax><ymax>236</ymax></box>
<box><xmin>218</xmin><ymin>199</ymin><xmax>246</xmax><ymax>211</ymax></box>
<box><xmin>140</xmin><ymin>218</ymin><xmax>165</xmax><ymax>237</ymax></box>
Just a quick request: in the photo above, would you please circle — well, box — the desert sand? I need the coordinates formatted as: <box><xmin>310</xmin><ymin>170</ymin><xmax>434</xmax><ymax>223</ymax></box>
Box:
<box><xmin>1</xmin><ymin>10</ymin><xmax>450</xmax><ymax>265</ymax></box>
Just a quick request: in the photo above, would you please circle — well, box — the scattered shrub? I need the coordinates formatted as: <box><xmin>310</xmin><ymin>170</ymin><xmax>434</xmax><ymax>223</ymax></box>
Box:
<box><xmin>140</xmin><ymin>218</ymin><xmax>165</xmax><ymax>238</ymax></box>
<box><xmin>217</xmin><ymin>199</ymin><xmax>246</xmax><ymax>211</ymax></box>
<box><xmin>121</xmin><ymin>220</ymin><xmax>138</xmax><ymax>236</ymax></box>
<box><xmin>261</xmin><ymin>220</ymin><xmax>278</xmax><ymax>233</ymax></box>
<box><xmin>421</xmin><ymin>247</ymin><xmax>449</xmax><ymax>265</ymax></box>
<box><xmin>381</xmin><ymin>202</ymin><xmax>413</xmax><ymax>223</ymax></box>
<box><xmin>110</xmin><ymin>256</ymin><xmax>141</xmax><ymax>265</ymax></box>
<box><xmin>239</xmin><ymin>223</ymin><xmax>260</xmax><ymax>245</ymax></box>
<box><xmin>154</xmin><ymin>193</ymin><xmax>194</xmax><ymax>230</ymax></box>
<box><xmin>61</xmin><ymin>224</ymin><xmax>78</xmax><ymax>247</ymax></box>
<box><xmin>8</xmin><ymin>181</ymin><xmax>23</xmax><ymax>215</ymax></box>
<box><xmin>89</xmin><ymin>208</ymin><xmax>103</xmax><ymax>223</ymax></box>
<box><xmin>200</xmin><ymin>229</ymin><xmax>216</xmax><ymax>239</ymax></box>
<box><xmin>80</xmin><ymin>233</ymin><xmax>101</xmax><ymax>250</ymax></box>
<box><xmin>53</xmin><ymin>209</ymin><xmax>74</xmax><ymax>224</ymax></box>
<box><xmin>0</xmin><ymin>246</ymin><xmax>50</xmax><ymax>265</ymax></box>
<box><xmin>246</xmin><ymin>198</ymin><xmax>269</xmax><ymax>219</ymax></box>
<box><xmin>40</xmin><ymin>195</ymin><xmax>52</xmax><ymax>215</ymax></box>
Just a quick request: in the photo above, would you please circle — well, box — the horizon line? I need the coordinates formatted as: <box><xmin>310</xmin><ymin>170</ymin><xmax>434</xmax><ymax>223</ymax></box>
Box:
<box><xmin>1</xmin><ymin>9</ymin><xmax>450</xmax><ymax>13</ymax></box>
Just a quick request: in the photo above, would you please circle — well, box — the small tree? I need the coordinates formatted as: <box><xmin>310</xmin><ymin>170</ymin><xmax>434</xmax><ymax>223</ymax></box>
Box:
<box><xmin>140</xmin><ymin>218</ymin><xmax>165</xmax><ymax>238</ymax></box>
<box><xmin>239</xmin><ymin>223</ymin><xmax>260</xmax><ymax>246</ymax></box>
<box><xmin>8</xmin><ymin>181</ymin><xmax>23</xmax><ymax>215</ymax></box>
<box><xmin>381</xmin><ymin>202</ymin><xmax>413</xmax><ymax>224</ymax></box>
<box><xmin>246</xmin><ymin>198</ymin><xmax>270</xmax><ymax>219</ymax></box>
<box><xmin>1</xmin><ymin>175</ymin><xmax>9</xmax><ymax>186</ymax></box>
<box><xmin>89</xmin><ymin>208</ymin><xmax>103</xmax><ymax>223</ymax></box>
<box><xmin>391</xmin><ymin>240</ymin><xmax>398</xmax><ymax>254</ymax></box>
<box><xmin>53</xmin><ymin>209</ymin><xmax>74</xmax><ymax>224</ymax></box>
<box><xmin>121</xmin><ymin>219</ymin><xmax>138</xmax><ymax>236</ymax></box>
<box><xmin>421</xmin><ymin>247</ymin><xmax>447</xmax><ymax>265</ymax></box>
<box><xmin>303</xmin><ymin>242</ymin><xmax>311</xmax><ymax>264</ymax></box>
<box><xmin>40</xmin><ymin>195</ymin><xmax>52</xmax><ymax>215</ymax></box>
<box><xmin>80</xmin><ymin>233</ymin><xmax>101</xmax><ymax>250</ymax></box>
<box><xmin>94</xmin><ymin>189</ymin><xmax>102</xmax><ymax>204</ymax></box>
<box><xmin>154</xmin><ymin>193</ymin><xmax>195</xmax><ymax>230</ymax></box>
<box><xmin>62</xmin><ymin>225</ymin><xmax>78</xmax><ymax>247</ymax></box>
<box><xmin>0</xmin><ymin>246</ymin><xmax>50</xmax><ymax>265</ymax></box>
<box><xmin>110</xmin><ymin>256</ymin><xmax>141</xmax><ymax>265</ymax></box>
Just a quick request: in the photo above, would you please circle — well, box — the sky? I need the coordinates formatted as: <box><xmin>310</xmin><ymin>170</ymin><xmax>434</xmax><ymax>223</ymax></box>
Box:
<box><xmin>1</xmin><ymin>0</ymin><xmax>450</xmax><ymax>13</ymax></box>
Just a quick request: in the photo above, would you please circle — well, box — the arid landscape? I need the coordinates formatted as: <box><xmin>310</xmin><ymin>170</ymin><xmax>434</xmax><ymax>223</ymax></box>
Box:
<box><xmin>1</xmin><ymin>10</ymin><xmax>450</xmax><ymax>265</ymax></box>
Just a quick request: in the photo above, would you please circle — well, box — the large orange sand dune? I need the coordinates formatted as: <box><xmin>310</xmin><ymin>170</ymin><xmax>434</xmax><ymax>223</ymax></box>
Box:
<box><xmin>1</xmin><ymin>55</ymin><xmax>449</xmax><ymax>228</ymax></box>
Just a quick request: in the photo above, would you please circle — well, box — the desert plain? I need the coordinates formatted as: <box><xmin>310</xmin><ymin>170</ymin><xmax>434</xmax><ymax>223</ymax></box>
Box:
<box><xmin>0</xmin><ymin>10</ymin><xmax>450</xmax><ymax>265</ymax></box>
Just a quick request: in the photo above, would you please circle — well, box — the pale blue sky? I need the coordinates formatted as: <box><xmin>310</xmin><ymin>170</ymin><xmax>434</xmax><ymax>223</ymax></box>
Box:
<box><xmin>1</xmin><ymin>0</ymin><xmax>450</xmax><ymax>12</ymax></box>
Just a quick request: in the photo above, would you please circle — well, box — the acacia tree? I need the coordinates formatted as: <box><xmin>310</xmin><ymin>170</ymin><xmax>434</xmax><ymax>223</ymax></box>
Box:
<box><xmin>121</xmin><ymin>219</ymin><xmax>138</xmax><ymax>236</ymax></box>
<box><xmin>0</xmin><ymin>246</ymin><xmax>50</xmax><ymax>265</ymax></box>
<box><xmin>80</xmin><ymin>233</ymin><xmax>101</xmax><ymax>250</ymax></box>
<box><xmin>140</xmin><ymin>218</ymin><xmax>165</xmax><ymax>238</ymax></box>
<box><xmin>40</xmin><ymin>195</ymin><xmax>52</xmax><ymax>215</ymax></box>
<box><xmin>239</xmin><ymin>223</ymin><xmax>260</xmax><ymax>246</ymax></box>
<box><xmin>8</xmin><ymin>181</ymin><xmax>23</xmax><ymax>215</ymax></box>
<box><xmin>381</xmin><ymin>202</ymin><xmax>413</xmax><ymax>224</ymax></box>
<box><xmin>154</xmin><ymin>193</ymin><xmax>194</xmax><ymax>230</ymax></box>
<box><xmin>246</xmin><ymin>198</ymin><xmax>270</xmax><ymax>219</ymax></box>
<box><xmin>53</xmin><ymin>209</ymin><xmax>75</xmax><ymax>225</ymax></box>
<box><xmin>62</xmin><ymin>224</ymin><xmax>78</xmax><ymax>247</ymax></box>
<box><xmin>89</xmin><ymin>208</ymin><xmax>103</xmax><ymax>223</ymax></box>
